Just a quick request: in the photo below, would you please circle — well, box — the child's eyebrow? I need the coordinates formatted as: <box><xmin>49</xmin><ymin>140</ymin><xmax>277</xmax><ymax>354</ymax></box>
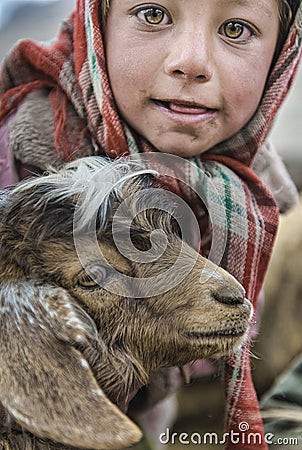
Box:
<box><xmin>221</xmin><ymin>0</ymin><xmax>274</xmax><ymax>18</ymax></box>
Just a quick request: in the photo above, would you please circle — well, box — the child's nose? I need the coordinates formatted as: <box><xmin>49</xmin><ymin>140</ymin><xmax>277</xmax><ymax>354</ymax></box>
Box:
<box><xmin>164</xmin><ymin>29</ymin><xmax>213</xmax><ymax>82</ymax></box>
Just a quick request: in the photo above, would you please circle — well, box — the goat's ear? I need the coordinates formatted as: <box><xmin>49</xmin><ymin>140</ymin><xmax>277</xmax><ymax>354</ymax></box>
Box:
<box><xmin>0</xmin><ymin>189</ymin><xmax>11</xmax><ymax>218</ymax></box>
<box><xmin>0</xmin><ymin>280</ymin><xmax>142</xmax><ymax>449</ymax></box>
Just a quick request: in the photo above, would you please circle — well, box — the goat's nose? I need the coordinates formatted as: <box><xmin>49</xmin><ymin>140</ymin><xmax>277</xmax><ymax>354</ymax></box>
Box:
<box><xmin>213</xmin><ymin>285</ymin><xmax>245</xmax><ymax>306</ymax></box>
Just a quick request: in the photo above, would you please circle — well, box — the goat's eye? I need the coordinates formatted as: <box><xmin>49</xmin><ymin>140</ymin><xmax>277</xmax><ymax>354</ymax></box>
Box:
<box><xmin>78</xmin><ymin>265</ymin><xmax>107</xmax><ymax>289</ymax></box>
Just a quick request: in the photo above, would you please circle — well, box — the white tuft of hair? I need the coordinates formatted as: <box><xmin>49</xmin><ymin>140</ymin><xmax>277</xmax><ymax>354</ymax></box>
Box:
<box><xmin>13</xmin><ymin>156</ymin><xmax>158</xmax><ymax>232</ymax></box>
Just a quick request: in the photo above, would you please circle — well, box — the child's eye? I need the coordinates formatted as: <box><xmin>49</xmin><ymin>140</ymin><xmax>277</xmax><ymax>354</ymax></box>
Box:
<box><xmin>219</xmin><ymin>20</ymin><xmax>256</xmax><ymax>42</ymax></box>
<box><xmin>135</xmin><ymin>6</ymin><xmax>171</xmax><ymax>26</ymax></box>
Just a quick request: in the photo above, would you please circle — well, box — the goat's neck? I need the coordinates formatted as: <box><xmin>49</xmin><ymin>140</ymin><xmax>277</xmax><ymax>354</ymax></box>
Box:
<box><xmin>0</xmin><ymin>260</ymin><xmax>24</xmax><ymax>285</ymax></box>
<box><xmin>84</xmin><ymin>344</ymin><xmax>149</xmax><ymax>412</ymax></box>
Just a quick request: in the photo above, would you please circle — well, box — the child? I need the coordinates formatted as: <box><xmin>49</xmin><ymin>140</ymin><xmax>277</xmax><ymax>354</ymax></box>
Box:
<box><xmin>0</xmin><ymin>1</ymin><xmax>301</xmax><ymax>449</ymax></box>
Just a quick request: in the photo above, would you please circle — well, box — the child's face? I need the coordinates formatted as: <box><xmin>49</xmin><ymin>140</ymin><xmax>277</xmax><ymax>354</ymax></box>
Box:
<box><xmin>105</xmin><ymin>0</ymin><xmax>279</xmax><ymax>157</ymax></box>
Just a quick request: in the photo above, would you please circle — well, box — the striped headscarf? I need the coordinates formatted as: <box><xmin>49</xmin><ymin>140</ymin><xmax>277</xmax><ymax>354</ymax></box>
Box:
<box><xmin>0</xmin><ymin>1</ymin><xmax>301</xmax><ymax>448</ymax></box>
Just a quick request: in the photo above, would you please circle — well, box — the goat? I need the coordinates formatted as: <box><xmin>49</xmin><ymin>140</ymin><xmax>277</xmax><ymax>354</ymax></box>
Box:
<box><xmin>0</xmin><ymin>156</ymin><xmax>252</xmax><ymax>450</ymax></box>
<box><xmin>254</xmin><ymin>195</ymin><xmax>302</xmax><ymax>394</ymax></box>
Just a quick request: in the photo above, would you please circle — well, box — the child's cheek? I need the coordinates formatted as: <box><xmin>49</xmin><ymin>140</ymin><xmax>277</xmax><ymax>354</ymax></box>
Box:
<box><xmin>232</xmin><ymin>65</ymin><xmax>265</xmax><ymax>110</ymax></box>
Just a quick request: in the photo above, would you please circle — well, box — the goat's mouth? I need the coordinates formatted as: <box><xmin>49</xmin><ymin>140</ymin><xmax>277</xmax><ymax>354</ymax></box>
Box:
<box><xmin>185</xmin><ymin>327</ymin><xmax>247</xmax><ymax>340</ymax></box>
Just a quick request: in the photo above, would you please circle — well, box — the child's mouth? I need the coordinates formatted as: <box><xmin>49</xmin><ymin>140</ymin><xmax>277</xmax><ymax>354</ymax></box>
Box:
<box><xmin>153</xmin><ymin>99</ymin><xmax>217</xmax><ymax>116</ymax></box>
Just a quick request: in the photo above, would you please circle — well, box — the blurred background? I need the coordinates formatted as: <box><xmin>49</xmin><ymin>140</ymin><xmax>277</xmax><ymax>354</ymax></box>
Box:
<box><xmin>0</xmin><ymin>1</ymin><xmax>301</xmax><ymax>449</ymax></box>
<box><xmin>0</xmin><ymin>0</ymin><xmax>75</xmax><ymax>59</ymax></box>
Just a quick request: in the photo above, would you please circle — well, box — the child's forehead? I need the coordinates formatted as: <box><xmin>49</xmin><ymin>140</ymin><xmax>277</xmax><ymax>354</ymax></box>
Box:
<box><xmin>216</xmin><ymin>0</ymin><xmax>278</xmax><ymax>15</ymax></box>
<box><xmin>108</xmin><ymin>0</ymin><xmax>278</xmax><ymax>14</ymax></box>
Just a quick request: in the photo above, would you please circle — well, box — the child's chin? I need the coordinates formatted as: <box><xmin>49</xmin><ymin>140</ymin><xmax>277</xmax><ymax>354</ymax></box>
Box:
<box><xmin>152</xmin><ymin>138</ymin><xmax>212</xmax><ymax>158</ymax></box>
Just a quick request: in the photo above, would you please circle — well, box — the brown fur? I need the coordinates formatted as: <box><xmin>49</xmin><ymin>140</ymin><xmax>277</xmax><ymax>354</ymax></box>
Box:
<box><xmin>0</xmin><ymin>157</ymin><xmax>252</xmax><ymax>449</ymax></box>
<box><xmin>254</xmin><ymin>196</ymin><xmax>302</xmax><ymax>394</ymax></box>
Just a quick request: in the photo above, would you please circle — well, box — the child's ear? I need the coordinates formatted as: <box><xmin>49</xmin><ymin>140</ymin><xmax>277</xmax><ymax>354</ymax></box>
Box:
<box><xmin>0</xmin><ymin>280</ymin><xmax>142</xmax><ymax>449</ymax></box>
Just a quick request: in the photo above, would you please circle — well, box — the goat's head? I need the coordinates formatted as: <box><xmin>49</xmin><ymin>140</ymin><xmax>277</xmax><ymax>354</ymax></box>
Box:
<box><xmin>0</xmin><ymin>157</ymin><xmax>253</xmax><ymax>449</ymax></box>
